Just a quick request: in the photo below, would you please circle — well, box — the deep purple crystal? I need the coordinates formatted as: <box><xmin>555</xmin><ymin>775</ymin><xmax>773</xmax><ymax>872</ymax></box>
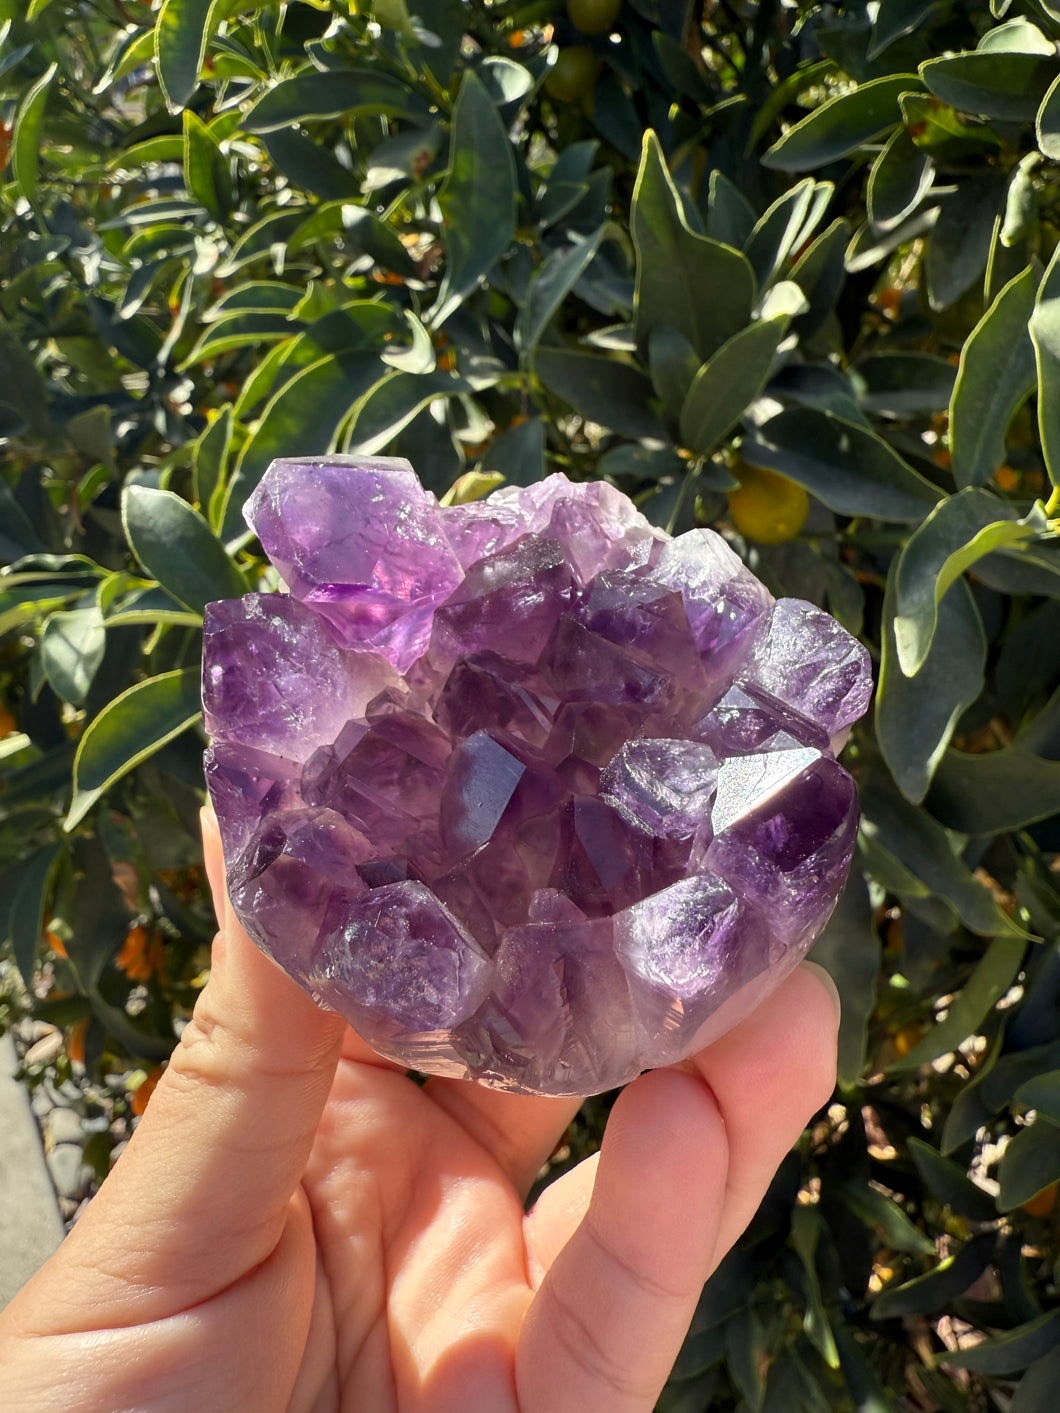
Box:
<box><xmin>203</xmin><ymin>457</ymin><xmax>871</xmax><ymax>1096</ymax></box>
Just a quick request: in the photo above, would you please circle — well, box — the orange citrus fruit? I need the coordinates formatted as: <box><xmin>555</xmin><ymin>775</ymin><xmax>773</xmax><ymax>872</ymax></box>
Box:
<box><xmin>727</xmin><ymin>463</ymin><xmax>809</xmax><ymax>545</ymax></box>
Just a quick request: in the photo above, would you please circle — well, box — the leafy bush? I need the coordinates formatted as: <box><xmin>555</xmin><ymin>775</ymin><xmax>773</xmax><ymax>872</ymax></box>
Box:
<box><xmin>4</xmin><ymin>0</ymin><xmax>1060</xmax><ymax>1404</ymax></box>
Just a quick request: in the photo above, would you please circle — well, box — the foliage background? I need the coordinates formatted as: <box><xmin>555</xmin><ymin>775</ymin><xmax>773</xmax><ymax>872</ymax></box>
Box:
<box><xmin>4</xmin><ymin>0</ymin><xmax>1060</xmax><ymax>1405</ymax></box>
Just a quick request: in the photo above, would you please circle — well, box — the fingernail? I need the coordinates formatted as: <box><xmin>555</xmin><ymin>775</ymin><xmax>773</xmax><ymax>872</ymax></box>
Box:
<box><xmin>801</xmin><ymin>961</ymin><xmax>842</xmax><ymax>1022</ymax></box>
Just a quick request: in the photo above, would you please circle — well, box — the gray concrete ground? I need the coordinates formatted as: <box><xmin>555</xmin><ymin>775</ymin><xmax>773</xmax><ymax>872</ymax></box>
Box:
<box><xmin>0</xmin><ymin>1032</ymin><xmax>64</xmax><ymax>1308</ymax></box>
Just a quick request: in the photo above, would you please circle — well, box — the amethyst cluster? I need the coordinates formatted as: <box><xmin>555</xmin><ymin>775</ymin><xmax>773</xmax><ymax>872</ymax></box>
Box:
<box><xmin>203</xmin><ymin>457</ymin><xmax>870</xmax><ymax>1097</ymax></box>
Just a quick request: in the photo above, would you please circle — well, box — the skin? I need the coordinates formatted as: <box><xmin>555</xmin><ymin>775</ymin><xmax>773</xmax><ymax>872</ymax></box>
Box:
<box><xmin>0</xmin><ymin>810</ymin><xmax>840</xmax><ymax>1413</ymax></box>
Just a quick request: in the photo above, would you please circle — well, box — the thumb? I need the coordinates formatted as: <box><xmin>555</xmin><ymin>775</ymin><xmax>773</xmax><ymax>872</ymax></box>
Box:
<box><xmin>37</xmin><ymin>807</ymin><xmax>345</xmax><ymax>1329</ymax></box>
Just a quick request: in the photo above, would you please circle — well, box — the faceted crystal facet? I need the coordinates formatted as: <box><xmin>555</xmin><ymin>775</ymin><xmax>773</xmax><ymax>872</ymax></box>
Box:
<box><xmin>205</xmin><ymin>457</ymin><xmax>871</xmax><ymax>1096</ymax></box>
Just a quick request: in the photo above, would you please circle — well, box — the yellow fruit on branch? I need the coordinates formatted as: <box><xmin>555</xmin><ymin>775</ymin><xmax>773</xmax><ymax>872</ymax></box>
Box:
<box><xmin>727</xmin><ymin>462</ymin><xmax>809</xmax><ymax>545</ymax></box>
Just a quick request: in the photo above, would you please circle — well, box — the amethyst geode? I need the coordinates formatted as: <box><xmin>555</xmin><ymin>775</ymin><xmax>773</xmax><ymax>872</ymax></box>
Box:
<box><xmin>203</xmin><ymin>457</ymin><xmax>870</xmax><ymax>1096</ymax></box>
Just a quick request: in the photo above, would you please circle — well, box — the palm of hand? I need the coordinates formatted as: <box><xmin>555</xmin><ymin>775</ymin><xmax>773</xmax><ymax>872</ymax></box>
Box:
<box><xmin>0</xmin><ymin>813</ymin><xmax>838</xmax><ymax>1413</ymax></box>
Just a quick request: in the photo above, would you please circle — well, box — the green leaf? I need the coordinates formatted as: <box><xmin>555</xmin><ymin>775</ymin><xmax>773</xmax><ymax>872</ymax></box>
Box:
<box><xmin>5</xmin><ymin>842</ymin><xmax>61</xmax><ymax>986</ymax></box>
<box><xmin>344</xmin><ymin>369</ymin><xmax>465</xmax><ymax>456</ymax></box>
<box><xmin>892</xmin><ymin>489</ymin><xmax>1035</xmax><ymax>675</ymax></box>
<box><xmin>40</xmin><ymin>606</ymin><xmax>107</xmax><ymax>705</ymax></box>
<box><xmin>978</xmin><ymin>18</ymin><xmax>1055</xmax><ymax>54</ymax></box>
<box><xmin>901</xmin><ymin>92</ymin><xmax>1003</xmax><ymax>160</ymax></box>
<box><xmin>925</xmin><ymin>745</ymin><xmax>1060</xmax><ymax>833</ymax></box>
<box><xmin>921</xmin><ymin>51</ymin><xmax>1060</xmax><ymax>122</ymax></box>
<box><xmin>951</xmin><ymin>265</ymin><xmax>1040</xmax><ymax>486</ymax></box>
<box><xmin>243</xmin><ymin>68</ymin><xmax>426</xmax><ymax>132</ymax></box>
<box><xmin>479</xmin><ymin>417</ymin><xmax>546</xmax><ymax>487</ymax></box>
<box><xmin>535</xmin><ymin>348</ymin><xmax>664</xmax><ymax>440</ymax></box>
<box><xmin>839</xmin><ymin>1182</ymin><xmax>936</xmax><ymax>1256</ymax></box>
<box><xmin>1030</xmin><ymin>244</ymin><xmax>1060</xmax><ymax>489</ymax></box>
<box><xmin>872</xmin><ymin>1234</ymin><xmax>996</xmax><ymax>1319</ymax></box>
<box><xmin>1037</xmin><ymin>73</ymin><xmax>1060</xmax><ymax>159</ymax></box>
<box><xmin>156</xmin><ymin>0</ymin><xmax>220</xmax><ymax>113</ymax></box>
<box><xmin>744</xmin><ymin>178</ymin><xmax>816</xmax><ymax>292</ymax></box>
<box><xmin>926</xmin><ymin>177</ymin><xmax>1006</xmax><ymax>311</ymax></box>
<box><xmin>431</xmin><ymin>70</ymin><xmax>516</xmax><ymax>328</ymax></box>
<box><xmin>889</xmin><ymin>935</ymin><xmax>1027</xmax><ymax>1072</ymax></box>
<box><xmin>878</xmin><ymin>569</ymin><xmax>985</xmax><ymax>804</ymax></box>
<box><xmin>869</xmin><ymin>0</ymin><xmax>945</xmax><ymax>60</ymax></box>
<box><xmin>859</xmin><ymin>776</ymin><xmax>1026</xmax><ymax>937</ymax></box>
<box><xmin>998</xmin><ymin>1118</ymin><xmax>1060</xmax><ymax>1211</ymax></box>
<box><xmin>867</xmin><ymin>126</ymin><xmax>933</xmax><ymax>230</ymax></box>
<box><xmin>808</xmin><ymin>871</ymin><xmax>878</xmax><ymax>1088</ymax></box>
<box><xmin>336</xmin><ymin>205</ymin><xmax>419</xmax><ymax>280</ymax></box>
<box><xmin>855</xmin><ymin>353</ymin><xmax>955</xmax><ymax>417</ymax></box>
<box><xmin>789</xmin><ymin>218</ymin><xmax>850</xmax><ymax>339</ymax></box>
<box><xmin>764</xmin><ymin>74</ymin><xmax>919</xmax><ymax>172</ymax></box>
<box><xmin>907</xmin><ymin>1138</ymin><xmax>999</xmax><ymax>1221</ymax></box>
<box><xmin>648</xmin><ymin>325</ymin><xmax>700</xmax><ymax>423</ymax></box>
<box><xmin>790</xmin><ymin>1206</ymin><xmax>840</xmax><ymax>1368</ymax></box>
<box><xmin>678</xmin><ymin>317</ymin><xmax>788</xmax><ymax>457</ymax></box>
<box><xmin>222</xmin><ymin>352</ymin><xmax>385</xmax><ymax>542</ymax></box>
<box><xmin>65</xmin><ymin>834</ymin><xmax>134</xmax><ymax>992</ymax></box>
<box><xmin>66</xmin><ymin>668</ymin><xmax>203</xmax><ymax>831</ymax></box>
<box><xmin>516</xmin><ymin>229</ymin><xmax>605</xmax><ymax>356</ymax></box>
<box><xmin>1013</xmin><ymin>1348</ymin><xmax>1060</xmax><ymax>1413</ymax></box>
<box><xmin>740</xmin><ymin>408</ymin><xmax>942</xmax><ymax>520</ymax></box>
<box><xmin>939</xmin><ymin>1308</ymin><xmax>1060</xmax><ymax>1374</ymax></box>
<box><xmin>631</xmin><ymin>131</ymin><xmax>755</xmax><ymax>362</ymax></box>
<box><xmin>180</xmin><ymin>310</ymin><xmax>298</xmax><ymax>367</ymax></box>
<box><xmin>705</xmin><ymin>169</ymin><xmax>756</xmax><ymax>250</ymax></box>
<box><xmin>183</xmin><ymin>108</ymin><xmax>229</xmax><ymax>221</ymax></box>
<box><xmin>12</xmin><ymin>62</ymin><xmax>57</xmax><ymax>205</ymax></box>
<box><xmin>123</xmin><ymin>486</ymin><xmax>243</xmax><ymax>614</ymax></box>
<box><xmin>1015</xmin><ymin>1069</ymin><xmax>1060</xmax><ymax>1122</ymax></box>
<box><xmin>194</xmin><ymin>405</ymin><xmax>233</xmax><ymax>528</ymax></box>
<box><xmin>205</xmin><ymin>283</ymin><xmax>303</xmax><ymax>319</ymax></box>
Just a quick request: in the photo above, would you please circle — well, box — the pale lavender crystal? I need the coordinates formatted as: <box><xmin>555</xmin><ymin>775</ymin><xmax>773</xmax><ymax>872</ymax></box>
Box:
<box><xmin>204</xmin><ymin>456</ymin><xmax>871</xmax><ymax>1097</ymax></box>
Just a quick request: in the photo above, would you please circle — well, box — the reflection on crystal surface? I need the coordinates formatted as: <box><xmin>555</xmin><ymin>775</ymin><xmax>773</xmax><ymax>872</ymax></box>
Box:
<box><xmin>205</xmin><ymin>458</ymin><xmax>871</xmax><ymax>1096</ymax></box>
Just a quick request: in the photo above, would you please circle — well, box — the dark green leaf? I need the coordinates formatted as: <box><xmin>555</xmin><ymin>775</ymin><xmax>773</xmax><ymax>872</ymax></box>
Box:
<box><xmin>631</xmin><ymin>132</ymin><xmax>755</xmax><ymax>362</ymax></box>
<box><xmin>939</xmin><ymin>1307</ymin><xmax>1060</xmax><ymax>1374</ymax></box>
<box><xmin>889</xmin><ymin>935</ymin><xmax>1027</xmax><ymax>1071</ymax></box>
<box><xmin>1015</xmin><ymin>1069</ymin><xmax>1060</xmax><ymax>1122</ymax></box>
<box><xmin>859</xmin><ymin>776</ymin><xmax>1026</xmax><ymax>936</ymax></box>
<box><xmin>479</xmin><ymin>417</ymin><xmax>545</xmax><ymax>487</ymax></box>
<box><xmin>790</xmin><ymin>1205</ymin><xmax>840</xmax><ymax>1367</ymax></box>
<box><xmin>40</xmin><ymin>606</ymin><xmax>106</xmax><ymax>705</ymax></box>
<box><xmin>516</xmin><ymin>228</ymin><xmax>605</xmax><ymax>356</ymax></box>
<box><xmin>205</xmin><ymin>283</ymin><xmax>303</xmax><ymax>319</ymax></box>
<box><xmin>244</xmin><ymin>68</ymin><xmax>426</xmax><ymax>132</ymax></box>
<box><xmin>180</xmin><ymin>310</ymin><xmax>298</xmax><ymax>367</ymax></box>
<box><xmin>926</xmin><ymin>745</ymin><xmax>1060</xmax><ymax>833</ymax></box>
<box><xmin>764</xmin><ymin>74</ymin><xmax>919</xmax><ymax>171</ymax></box>
<box><xmin>432</xmin><ymin>70</ymin><xmax>517</xmax><ymax>327</ymax></box>
<box><xmin>1037</xmin><ymin>73</ymin><xmax>1060</xmax><ymax>159</ymax></box>
<box><xmin>65</xmin><ymin>834</ymin><xmax>134</xmax><ymax>991</ymax></box>
<box><xmin>951</xmin><ymin>265</ymin><xmax>1040</xmax><ymax>486</ymax></box>
<box><xmin>183</xmin><ymin>108</ymin><xmax>229</xmax><ymax>221</ymax></box>
<box><xmin>790</xmin><ymin>217</ymin><xmax>850</xmax><ymax>339</ymax></box>
<box><xmin>872</xmin><ymin>1234</ymin><xmax>996</xmax><ymax>1319</ymax></box>
<box><xmin>1013</xmin><ymin>1347</ymin><xmax>1060</xmax><ymax>1413</ymax></box>
<box><xmin>66</xmin><ymin>667</ymin><xmax>202</xmax><ymax>830</ymax></box>
<box><xmin>123</xmin><ymin>486</ymin><xmax>243</xmax><ymax>614</ymax></box>
<box><xmin>808</xmin><ymin>871</ymin><xmax>878</xmax><ymax>1088</ymax></box>
<box><xmin>705</xmin><ymin>169</ymin><xmax>756</xmax><ymax>250</ymax></box>
<box><xmin>867</xmin><ymin>126</ymin><xmax>933</xmax><ymax>230</ymax></box>
<box><xmin>194</xmin><ymin>404</ymin><xmax>232</xmax><ymax>529</ymax></box>
<box><xmin>648</xmin><ymin>325</ymin><xmax>700</xmax><ymax>422</ymax></box>
<box><xmin>853</xmin><ymin>352</ymin><xmax>954</xmax><ymax>417</ymax></box>
<box><xmin>998</xmin><ymin>1118</ymin><xmax>1060</xmax><ymax>1211</ymax></box>
<box><xmin>740</xmin><ymin>408</ymin><xmax>942</xmax><ymax>520</ymax></box>
<box><xmin>0</xmin><ymin>474</ymin><xmax>47</xmax><ymax>558</ymax></box>
<box><xmin>338</xmin><ymin>206</ymin><xmax>419</xmax><ymax>279</ymax></box>
<box><xmin>839</xmin><ymin>1182</ymin><xmax>936</xmax><ymax>1255</ymax></box>
<box><xmin>535</xmin><ymin>348</ymin><xmax>664</xmax><ymax>439</ymax></box>
<box><xmin>13</xmin><ymin>63</ymin><xmax>57</xmax><ymax>205</ymax></box>
<box><xmin>222</xmin><ymin>352</ymin><xmax>385</xmax><ymax>541</ymax></box>
<box><xmin>878</xmin><ymin>569</ymin><xmax>985</xmax><ymax>804</ymax></box>
<box><xmin>156</xmin><ymin>0</ymin><xmax>218</xmax><ymax>113</ymax></box>
<box><xmin>1030</xmin><ymin>244</ymin><xmax>1060</xmax><ymax>489</ymax></box>
<box><xmin>744</xmin><ymin>178</ymin><xmax>816</xmax><ymax>291</ymax></box>
<box><xmin>344</xmin><ymin>369</ymin><xmax>465</xmax><ymax>456</ymax></box>
<box><xmin>260</xmin><ymin>127</ymin><xmax>360</xmax><ymax>202</ymax></box>
<box><xmin>678</xmin><ymin>316</ymin><xmax>788</xmax><ymax>457</ymax></box>
<box><xmin>870</xmin><ymin>0</ymin><xmax>945</xmax><ymax>60</ymax></box>
<box><xmin>926</xmin><ymin>177</ymin><xmax>1006</xmax><ymax>311</ymax></box>
<box><xmin>921</xmin><ymin>51</ymin><xmax>1060</xmax><ymax>122</ymax></box>
<box><xmin>893</xmin><ymin>489</ymin><xmax>1034</xmax><ymax>675</ymax></box>
<box><xmin>5</xmin><ymin>842</ymin><xmax>61</xmax><ymax>986</ymax></box>
<box><xmin>908</xmin><ymin>1138</ymin><xmax>1000</xmax><ymax>1221</ymax></box>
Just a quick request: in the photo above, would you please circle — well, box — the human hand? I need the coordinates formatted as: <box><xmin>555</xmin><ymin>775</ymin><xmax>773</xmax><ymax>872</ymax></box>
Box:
<box><xmin>0</xmin><ymin>809</ymin><xmax>839</xmax><ymax>1413</ymax></box>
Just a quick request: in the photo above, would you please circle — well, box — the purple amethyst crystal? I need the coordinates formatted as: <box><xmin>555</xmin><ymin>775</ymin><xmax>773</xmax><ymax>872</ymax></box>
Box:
<box><xmin>203</xmin><ymin>456</ymin><xmax>871</xmax><ymax>1097</ymax></box>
